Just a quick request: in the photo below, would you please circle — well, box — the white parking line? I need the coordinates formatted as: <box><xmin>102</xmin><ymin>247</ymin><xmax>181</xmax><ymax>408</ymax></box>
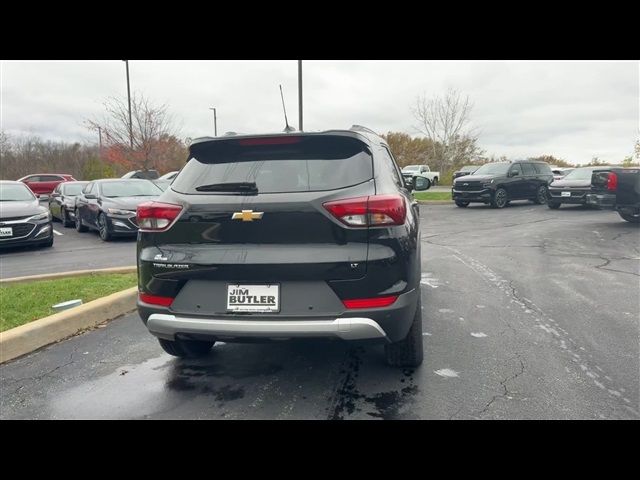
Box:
<box><xmin>53</xmin><ymin>229</ymin><xmax>64</xmax><ymax>236</ymax></box>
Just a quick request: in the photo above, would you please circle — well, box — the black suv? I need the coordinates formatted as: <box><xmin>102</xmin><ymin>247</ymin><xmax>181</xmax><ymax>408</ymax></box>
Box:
<box><xmin>452</xmin><ymin>160</ymin><xmax>553</xmax><ymax>208</ymax></box>
<box><xmin>136</xmin><ymin>127</ymin><xmax>424</xmax><ymax>367</ymax></box>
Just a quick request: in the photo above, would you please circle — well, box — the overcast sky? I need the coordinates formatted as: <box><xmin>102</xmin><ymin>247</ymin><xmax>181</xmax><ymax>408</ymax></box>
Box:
<box><xmin>1</xmin><ymin>60</ymin><xmax>638</xmax><ymax>164</ymax></box>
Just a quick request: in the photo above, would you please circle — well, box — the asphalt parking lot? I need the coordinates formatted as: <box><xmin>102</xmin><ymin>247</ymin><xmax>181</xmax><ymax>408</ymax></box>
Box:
<box><xmin>1</xmin><ymin>202</ymin><xmax>638</xmax><ymax>419</ymax></box>
<box><xmin>0</xmin><ymin>218</ymin><xmax>136</xmax><ymax>278</ymax></box>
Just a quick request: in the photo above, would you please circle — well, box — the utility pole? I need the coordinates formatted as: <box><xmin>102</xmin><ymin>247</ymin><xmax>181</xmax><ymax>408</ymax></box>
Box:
<box><xmin>209</xmin><ymin>107</ymin><xmax>218</xmax><ymax>136</ymax></box>
<box><xmin>298</xmin><ymin>60</ymin><xmax>303</xmax><ymax>131</ymax></box>
<box><xmin>97</xmin><ymin>126</ymin><xmax>102</xmax><ymax>152</ymax></box>
<box><xmin>123</xmin><ymin>60</ymin><xmax>133</xmax><ymax>149</ymax></box>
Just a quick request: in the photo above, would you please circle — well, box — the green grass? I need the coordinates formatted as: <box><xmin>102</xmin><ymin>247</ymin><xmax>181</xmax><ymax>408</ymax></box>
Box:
<box><xmin>413</xmin><ymin>191</ymin><xmax>452</xmax><ymax>201</ymax></box>
<box><xmin>0</xmin><ymin>272</ymin><xmax>137</xmax><ymax>332</ymax></box>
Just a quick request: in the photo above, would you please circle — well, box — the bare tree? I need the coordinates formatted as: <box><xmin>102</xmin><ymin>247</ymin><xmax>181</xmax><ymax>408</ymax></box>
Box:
<box><xmin>412</xmin><ymin>88</ymin><xmax>481</xmax><ymax>172</ymax></box>
<box><xmin>86</xmin><ymin>93</ymin><xmax>181</xmax><ymax>171</ymax></box>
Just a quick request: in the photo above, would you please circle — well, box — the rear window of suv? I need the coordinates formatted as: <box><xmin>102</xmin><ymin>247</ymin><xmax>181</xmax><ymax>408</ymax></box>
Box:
<box><xmin>172</xmin><ymin>135</ymin><xmax>373</xmax><ymax>194</ymax></box>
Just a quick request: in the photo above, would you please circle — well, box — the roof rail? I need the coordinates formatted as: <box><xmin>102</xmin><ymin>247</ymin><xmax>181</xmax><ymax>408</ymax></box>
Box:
<box><xmin>349</xmin><ymin>125</ymin><xmax>379</xmax><ymax>136</ymax></box>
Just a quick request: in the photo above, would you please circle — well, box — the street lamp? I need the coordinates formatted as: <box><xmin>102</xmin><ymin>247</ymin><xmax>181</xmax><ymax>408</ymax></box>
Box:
<box><xmin>123</xmin><ymin>60</ymin><xmax>133</xmax><ymax>149</ymax></box>
<box><xmin>209</xmin><ymin>107</ymin><xmax>218</xmax><ymax>136</ymax></box>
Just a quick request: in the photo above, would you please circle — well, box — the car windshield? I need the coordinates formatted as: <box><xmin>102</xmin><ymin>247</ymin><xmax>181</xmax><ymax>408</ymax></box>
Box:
<box><xmin>63</xmin><ymin>184</ymin><xmax>86</xmax><ymax>196</ymax></box>
<box><xmin>562</xmin><ymin>168</ymin><xmax>598</xmax><ymax>180</ymax></box>
<box><xmin>472</xmin><ymin>163</ymin><xmax>510</xmax><ymax>175</ymax></box>
<box><xmin>402</xmin><ymin>166</ymin><xmax>420</xmax><ymax>172</ymax></box>
<box><xmin>0</xmin><ymin>184</ymin><xmax>36</xmax><ymax>201</ymax></box>
<box><xmin>101</xmin><ymin>181</ymin><xmax>162</xmax><ymax>198</ymax></box>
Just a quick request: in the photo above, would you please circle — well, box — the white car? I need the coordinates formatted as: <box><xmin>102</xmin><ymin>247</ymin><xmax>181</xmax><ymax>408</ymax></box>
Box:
<box><xmin>401</xmin><ymin>165</ymin><xmax>440</xmax><ymax>187</ymax></box>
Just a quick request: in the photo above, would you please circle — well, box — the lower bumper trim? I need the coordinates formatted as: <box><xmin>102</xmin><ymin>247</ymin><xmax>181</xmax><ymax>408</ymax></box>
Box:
<box><xmin>147</xmin><ymin>313</ymin><xmax>389</xmax><ymax>341</ymax></box>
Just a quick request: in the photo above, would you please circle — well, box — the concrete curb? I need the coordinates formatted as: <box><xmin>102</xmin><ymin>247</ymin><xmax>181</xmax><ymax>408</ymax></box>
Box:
<box><xmin>0</xmin><ymin>266</ymin><xmax>137</xmax><ymax>284</ymax></box>
<box><xmin>0</xmin><ymin>286</ymin><xmax>138</xmax><ymax>364</ymax></box>
<box><xmin>417</xmin><ymin>200</ymin><xmax>454</xmax><ymax>205</ymax></box>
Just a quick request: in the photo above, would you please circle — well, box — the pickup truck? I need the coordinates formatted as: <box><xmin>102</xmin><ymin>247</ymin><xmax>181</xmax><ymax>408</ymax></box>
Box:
<box><xmin>401</xmin><ymin>165</ymin><xmax>440</xmax><ymax>188</ymax></box>
<box><xmin>586</xmin><ymin>168</ymin><xmax>639</xmax><ymax>223</ymax></box>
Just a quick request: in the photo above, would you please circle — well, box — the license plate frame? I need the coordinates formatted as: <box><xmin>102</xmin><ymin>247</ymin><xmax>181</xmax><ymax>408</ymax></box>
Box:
<box><xmin>561</xmin><ymin>191</ymin><xmax>571</xmax><ymax>197</ymax></box>
<box><xmin>227</xmin><ymin>284</ymin><xmax>280</xmax><ymax>313</ymax></box>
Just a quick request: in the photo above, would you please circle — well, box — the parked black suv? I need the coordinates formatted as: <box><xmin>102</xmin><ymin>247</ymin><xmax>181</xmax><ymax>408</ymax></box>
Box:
<box><xmin>136</xmin><ymin>127</ymin><xmax>424</xmax><ymax>367</ymax></box>
<box><xmin>452</xmin><ymin>160</ymin><xmax>553</xmax><ymax>208</ymax></box>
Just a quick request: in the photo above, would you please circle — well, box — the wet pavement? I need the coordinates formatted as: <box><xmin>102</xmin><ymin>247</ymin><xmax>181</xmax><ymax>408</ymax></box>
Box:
<box><xmin>1</xmin><ymin>202</ymin><xmax>638</xmax><ymax>419</ymax></box>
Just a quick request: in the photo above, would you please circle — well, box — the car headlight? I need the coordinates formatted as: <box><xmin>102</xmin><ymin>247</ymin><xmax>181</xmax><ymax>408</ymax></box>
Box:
<box><xmin>27</xmin><ymin>211</ymin><xmax>51</xmax><ymax>222</ymax></box>
<box><xmin>107</xmin><ymin>208</ymin><xmax>134</xmax><ymax>216</ymax></box>
<box><xmin>482</xmin><ymin>179</ymin><xmax>495</xmax><ymax>188</ymax></box>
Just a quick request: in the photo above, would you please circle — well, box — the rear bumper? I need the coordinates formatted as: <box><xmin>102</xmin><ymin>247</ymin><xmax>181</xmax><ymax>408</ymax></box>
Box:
<box><xmin>586</xmin><ymin>193</ymin><xmax>616</xmax><ymax>209</ymax></box>
<box><xmin>147</xmin><ymin>314</ymin><xmax>389</xmax><ymax>341</ymax></box>
<box><xmin>138</xmin><ymin>287</ymin><xmax>419</xmax><ymax>343</ymax></box>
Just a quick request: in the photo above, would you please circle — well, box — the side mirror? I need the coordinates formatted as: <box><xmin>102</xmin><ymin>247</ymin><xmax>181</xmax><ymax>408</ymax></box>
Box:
<box><xmin>51</xmin><ymin>193</ymin><xmax>60</xmax><ymax>198</ymax></box>
<box><xmin>404</xmin><ymin>177</ymin><xmax>415</xmax><ymax>189</ymax></box>
<box><xmin>509</xmin><ymin>170</ymin><xmax>519</xmax><ymax>177</ymax></box>
<box><xmin>414</xmin><ymin>176</ymin><xmax>430</xmax><ymax>191</ymax></box>
<box><xmin>85</xmin><ymin>193</ymin><xmax>97</xmax><ymax>199</ymax></box>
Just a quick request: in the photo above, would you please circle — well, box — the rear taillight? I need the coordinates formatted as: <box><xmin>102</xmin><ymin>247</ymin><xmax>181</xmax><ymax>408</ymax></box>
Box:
<box><xmin>343</xmin><ymin>295</ymin><xmax>398</xmax><ymax>309</ymax></box>
<box><xmin>137</xmin><ymin>202</ymin><xmax>183</xmax><ymax>232</ymax></box>
<box><xmin>607</xmin><ymin>172</ymin><xmax>618</xmax><ymax>191</ymax></box>
<box><xmin>323</xmin><ymin>194</ymin><xmax>406</xmax><ymax>227</ymax></box>
<box><xmin>139</xmin><ymin>293</ymin><xmax>174</xmax><ymax>307</ymax></box>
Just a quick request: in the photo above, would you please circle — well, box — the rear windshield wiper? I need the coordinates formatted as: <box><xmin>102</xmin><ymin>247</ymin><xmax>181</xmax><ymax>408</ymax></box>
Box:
<box><xmin>195</xmin><ymin>182</ymin><xmax>259</xmax><ymax>193</ymax></box>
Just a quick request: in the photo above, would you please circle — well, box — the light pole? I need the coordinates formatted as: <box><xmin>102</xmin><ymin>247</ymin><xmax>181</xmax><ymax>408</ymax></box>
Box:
<box><xmin>123</xmin><ymin>60</ymin><xmax>133</xmax><ymax>149</ymax></box>
<box><xmin>209</xmin><ymin>107</ymin><xmax>217</xmax><ymax>136</ymax></box>
<box><xmin>298</xmin><ymin>60</ymin><xmax>303</xmax><ymax>131</ymax></box>
<box><xmin>97</xmin><ymin>126</ymin><xmax>102</xmax><ymax>153</ymax></box>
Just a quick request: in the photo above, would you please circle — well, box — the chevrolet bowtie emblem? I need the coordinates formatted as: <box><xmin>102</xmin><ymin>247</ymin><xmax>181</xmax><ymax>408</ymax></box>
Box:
<box><xmin>232</xmin><ymin>210</ymin><xmax>264</xmax><ymax>221</ymax></box>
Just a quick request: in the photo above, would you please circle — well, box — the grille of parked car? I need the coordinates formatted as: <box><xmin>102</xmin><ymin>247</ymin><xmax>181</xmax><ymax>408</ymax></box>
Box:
<box><xmin>1</xmin><ymin>223</ymin><xmax>36</xmax><ymax>238</ymax></box>
<box><xmin>454</xmin><ymin>181</ymin><xmax>483</xmax><ymax>191</ymax></box>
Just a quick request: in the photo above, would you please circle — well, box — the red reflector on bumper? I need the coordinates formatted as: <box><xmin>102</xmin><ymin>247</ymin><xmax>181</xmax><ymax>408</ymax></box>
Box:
<box><xmin>139</xmin><ymin>293</ymin><xmax>174</xmax><ymax>307</ymax></box>
<box><xmin>343</xmin><ymin>295</ymin><xmax>398</xmax><ymax>309</ymax></box>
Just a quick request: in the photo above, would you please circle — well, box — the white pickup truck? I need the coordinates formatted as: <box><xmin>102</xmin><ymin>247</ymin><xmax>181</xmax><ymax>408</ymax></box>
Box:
<box><xmin>401</xmin><ymin>165</ymin><xmax>440</xmax><ymax>187</ymax></box>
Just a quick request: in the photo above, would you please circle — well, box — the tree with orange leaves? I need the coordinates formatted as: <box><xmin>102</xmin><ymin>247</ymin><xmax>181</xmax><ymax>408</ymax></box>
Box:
<box><xmin>86</xmin><ymin>94</ymin><xmax>186</xmax><ymax>173</ymax></box>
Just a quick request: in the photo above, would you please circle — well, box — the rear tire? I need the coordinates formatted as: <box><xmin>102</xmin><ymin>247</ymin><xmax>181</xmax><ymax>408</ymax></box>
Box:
<box><xmin>432</xmin><ymin>177</ymin><xmax>438</xmax><ymax>186</ymax></box>
<box><xmin>158</xmin><ymin>338</ymin><xmax>214</xmax><ymax>358</ymax></box>
<box><xmin>491</xmin><ymin>188</ymin><xmax>508</xmax><ymax>209</ymax></box>
<box><xmin>548</xmin><ymin>202</ymin><xmax>561</xmax><ymax>209</ymax></box>
<box><xmin>75</xmin><ymin>210</ymin><xmax>88</xmax><ymax>232</ymax></box>
<box><xmin>455</xmin><ymin>201</ymin><xmax>469</xmax><ymax>208</ymax></box>
<box><xmin>385</xmin><ymin>297</ymin><xmax>424</xmax><ymax>367</ymax></box>
<box><xmin>618</xmin><ymin>211</ymin><xmax>640</xmax><ymax>223</ymax></box>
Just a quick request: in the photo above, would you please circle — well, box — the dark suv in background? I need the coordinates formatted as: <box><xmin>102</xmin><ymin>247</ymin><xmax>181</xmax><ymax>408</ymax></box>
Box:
<box><xmin>136</xmin><ymin>127</ymin><xmax>424</xmax><ymax>367</ymax></box>
<box><xmin>452</xmin><ymin>160</ymin><xmax>553</xmax><ymax>208</ymax></box>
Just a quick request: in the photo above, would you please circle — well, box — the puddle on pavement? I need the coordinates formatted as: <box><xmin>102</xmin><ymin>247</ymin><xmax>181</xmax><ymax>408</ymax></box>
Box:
<box><xmin>47</xmin><ymin>349</ymin><xmax>282</xmax><ymax>419</ymax></box>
